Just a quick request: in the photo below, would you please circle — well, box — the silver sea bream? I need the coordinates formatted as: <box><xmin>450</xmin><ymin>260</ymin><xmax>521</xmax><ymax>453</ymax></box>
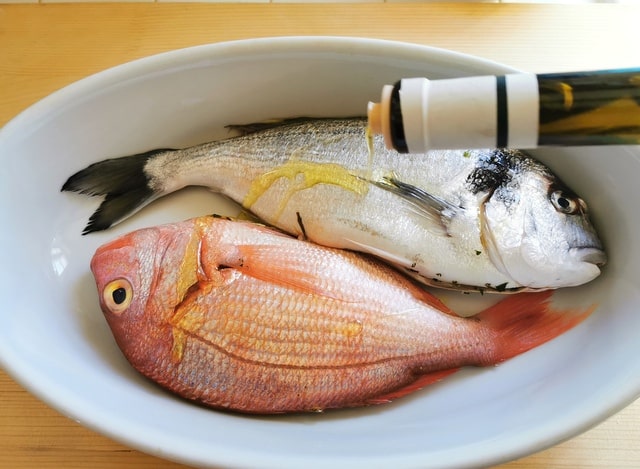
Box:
<box><xmin>62</xmin><ymin>117</ymin><xmax>605</xmax><ymax>292</ymax></box>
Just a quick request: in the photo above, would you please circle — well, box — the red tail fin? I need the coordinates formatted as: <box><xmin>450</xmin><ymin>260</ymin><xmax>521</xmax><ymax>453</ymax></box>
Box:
<box><xmin>477</xmin><ymin>291</ymin><xmax>596</xmax><ymax>365</ymax></box>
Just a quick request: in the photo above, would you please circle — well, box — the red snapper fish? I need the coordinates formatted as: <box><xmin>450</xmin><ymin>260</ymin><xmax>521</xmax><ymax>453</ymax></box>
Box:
<box><xmin>91</xmin><ymin>216</ymin><xmax>593</xmax><ymax>414</ymax></box>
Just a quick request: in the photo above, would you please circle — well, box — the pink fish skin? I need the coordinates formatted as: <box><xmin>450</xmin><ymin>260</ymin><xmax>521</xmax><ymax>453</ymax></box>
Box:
<box><xmin>91</xmin><ymin>216</ymin><xmax>593</xmax><ymax>414</ymax></box>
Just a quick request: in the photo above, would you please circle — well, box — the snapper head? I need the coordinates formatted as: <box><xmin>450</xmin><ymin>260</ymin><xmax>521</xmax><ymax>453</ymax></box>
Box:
<box><xmin>90</xmin><ymin>220</ymin><xmax>202</xmax><ymax>369</ymax></box>
<box><xmin>479</xmin><ymin>153</ymin><xmax>606</xmax><ymax>290</ymax></box>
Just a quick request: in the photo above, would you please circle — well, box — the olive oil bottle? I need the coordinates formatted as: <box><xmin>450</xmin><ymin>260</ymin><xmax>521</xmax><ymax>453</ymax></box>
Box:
<box><xmin>368</xmin><ymin>68</ymin><xmax>640</xmax><ymax>153</ymax></box>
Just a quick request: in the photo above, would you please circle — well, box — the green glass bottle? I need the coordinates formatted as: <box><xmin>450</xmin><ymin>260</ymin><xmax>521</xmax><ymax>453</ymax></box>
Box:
<box><xmin>538</xmin><ymin>68</ymin><xmax>640</xmax><ymax>146</ymax></box>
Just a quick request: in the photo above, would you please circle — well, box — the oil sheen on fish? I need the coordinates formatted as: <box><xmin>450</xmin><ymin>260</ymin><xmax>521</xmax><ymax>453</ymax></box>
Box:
<box><xmin>91</xmin><ymin>216</ymin><xmax>594</xmax><ymax>414</ymax></box>
<box><xmin>65</xmin><ymin>117</ymin><xmax>606</xmax><ymax>293</ymax></box>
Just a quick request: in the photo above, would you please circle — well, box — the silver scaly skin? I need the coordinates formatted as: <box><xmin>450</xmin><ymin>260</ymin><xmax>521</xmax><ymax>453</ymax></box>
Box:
<box><xmin>62</xmin><ymin>118</ymin><xmax>606</xmax><ymax>293</ymax></box>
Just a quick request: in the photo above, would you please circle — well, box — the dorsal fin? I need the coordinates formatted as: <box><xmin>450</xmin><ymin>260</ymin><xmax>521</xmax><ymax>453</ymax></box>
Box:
<box><xmin>226</xmin><ymin>117</ymin><xmax>364</xmax><ymax>137</ymax></box>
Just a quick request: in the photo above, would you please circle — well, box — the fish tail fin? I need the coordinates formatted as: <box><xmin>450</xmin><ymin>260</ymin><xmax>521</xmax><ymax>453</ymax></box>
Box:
<box><xmin>477</xmin><ymin>291</ymin><xmax>596</xmax><ymax>364</ymax></box>
<box><xmin>61</xmin><ymin>149</ymin><xmax>170</xmax><ymax>234</ymax></box>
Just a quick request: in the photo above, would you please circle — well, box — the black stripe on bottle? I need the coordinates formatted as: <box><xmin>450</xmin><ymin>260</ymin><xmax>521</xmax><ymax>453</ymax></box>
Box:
<box><xmin>496</xmin><ymin>75</ymin><xmax>508</xmax><ymax>148</ymax></box>
<box><xmin>390</xmin><ymin>81</ymin><xmax>409</xmax><ymax>153</ymax></box>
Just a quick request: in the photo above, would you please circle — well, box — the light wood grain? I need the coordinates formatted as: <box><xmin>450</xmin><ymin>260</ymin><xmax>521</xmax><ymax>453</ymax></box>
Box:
<box><xmin>2</xmin><ymin>3</ymin><xmax>639</xmax><ymax>128</ymax></box>
<box><xmin>1</xmin><ymin>3</ymin><xmax>639</xmax><ymax>468</ymax></box>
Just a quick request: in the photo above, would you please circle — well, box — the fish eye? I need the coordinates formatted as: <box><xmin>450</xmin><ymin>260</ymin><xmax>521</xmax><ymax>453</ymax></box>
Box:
<box><xmin>102</xmin><ymin>278</ymin><xmax>133</xmax><ymax>315</ymax></box>
<box><xmin>550</xmin><ymin>190</ymin><xmax>581</xmax><ymax>214</ymax></box>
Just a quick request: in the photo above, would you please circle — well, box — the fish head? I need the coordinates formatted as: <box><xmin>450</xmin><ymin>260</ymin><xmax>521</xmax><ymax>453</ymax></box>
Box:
<box><xmin>481</xmin><ymin>158</ymin><xmax>606</xmax><ymax>289</ymax></box>
<box><xmin>90</xmin><ymin>219</ymin><xmax>202</xmax><ymax>367</ymax></box>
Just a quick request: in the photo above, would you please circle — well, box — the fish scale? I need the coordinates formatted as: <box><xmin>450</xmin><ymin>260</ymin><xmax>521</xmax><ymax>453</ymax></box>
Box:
<box><xmin>179</xmin><ymin>275</ymin><xmax>397</xmax><ymax>367</ymax></box>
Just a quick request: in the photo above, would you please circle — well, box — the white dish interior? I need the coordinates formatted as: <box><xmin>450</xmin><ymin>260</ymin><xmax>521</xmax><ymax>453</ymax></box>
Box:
<box><xmin>1</xmin><ymin>37</ymin><xmax>639</xmax><ymax>469</ymax></box>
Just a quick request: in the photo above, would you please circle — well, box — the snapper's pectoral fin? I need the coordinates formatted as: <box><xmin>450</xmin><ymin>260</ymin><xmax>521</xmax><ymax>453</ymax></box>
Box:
<box><xmin>370</xmin><ymin>175</ymin><xmax>461</xmax><ymax>236</ymax></box>
<box><xmin>234</xmin><ymin>244</ymin><xmax>348</xmax><ymax>301</ymax></box>
<box><xmin>61</xmin><ymin>149</ymin><xmax>169</xmax><ymax>234</ymax></box>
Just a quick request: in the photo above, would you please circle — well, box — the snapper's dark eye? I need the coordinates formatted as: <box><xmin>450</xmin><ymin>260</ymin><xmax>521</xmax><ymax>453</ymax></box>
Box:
<box><xmin>102</xmin><ymin>278</ymin><xmax>133</xmax><ymax>315</ymax></box>
<box><xmin>112</xmin><ymin>287</ymin><xmax>127</xmax><ymax>304</ymax></box>
<box><xmin>550</xmin><ymin>190</ymin><xmax>581</xmax><ymax>214</ymax></box>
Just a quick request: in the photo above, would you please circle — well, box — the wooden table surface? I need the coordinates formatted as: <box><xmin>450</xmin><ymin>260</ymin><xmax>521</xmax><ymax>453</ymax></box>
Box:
<box><xmin>1</xmin><ymin>3</ymin><xmax>639</xmax><ymax>468</ymax></box>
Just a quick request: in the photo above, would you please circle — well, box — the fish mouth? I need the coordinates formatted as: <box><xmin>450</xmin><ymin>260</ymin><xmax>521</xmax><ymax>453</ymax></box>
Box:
<box><xmin>571</xmin><ymin>246</ymin><xmax>607</xmax><ymax>267</ymax></box>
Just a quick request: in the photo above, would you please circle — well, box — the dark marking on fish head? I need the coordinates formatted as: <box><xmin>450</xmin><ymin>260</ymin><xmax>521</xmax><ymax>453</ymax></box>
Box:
<box><xmin>465</xmin><ymin>149</ymin><xmax>524</xmax><ymax>195</ymax></box>
<box><xmin>466</xmin><ymin>149</ymin><xmax>549</xmax><ymax>206</ymax></box>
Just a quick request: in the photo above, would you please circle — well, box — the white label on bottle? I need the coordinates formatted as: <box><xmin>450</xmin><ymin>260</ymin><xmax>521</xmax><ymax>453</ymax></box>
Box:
<box><xmin>505</xmin><ymin>73</ymin><xmax>539</xmax><ymax>148</ymax></box>
<box><xmin>399</xmin><ymin>78</ymin><xmax>430</xmax><ymax>153</ymax></box>
<box><xmin>427</xmin><ymin>75</ymin><xmax>497</xmax><ymax>150</ymax></box>
<box><xmin>397</xmin><ymin>74</ymin><xmax>539</xmax><ymax>152</ymax></box>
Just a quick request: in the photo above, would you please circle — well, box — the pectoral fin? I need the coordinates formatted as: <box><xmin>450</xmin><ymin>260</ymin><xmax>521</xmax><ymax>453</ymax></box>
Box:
<box><xmin>370</xmin><ymin>175</ymin><xmax>461</xmax><ymax>236</ymax></box>
<box><xmin>234</xmin><ymin>244</ymin><xmax>349</xmax><ymax>301</ymax></box>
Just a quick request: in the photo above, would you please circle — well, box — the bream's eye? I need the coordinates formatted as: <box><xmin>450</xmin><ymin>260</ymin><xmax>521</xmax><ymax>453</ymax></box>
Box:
<box><xmin>102</xmin><ymin>278</ymin><xmax>133</xmax><ymax>315</ymax></box>
<box><xmin>550</xmin><ymin>190</ymin><xmax>581</xmax><ymax>214</ymax></box>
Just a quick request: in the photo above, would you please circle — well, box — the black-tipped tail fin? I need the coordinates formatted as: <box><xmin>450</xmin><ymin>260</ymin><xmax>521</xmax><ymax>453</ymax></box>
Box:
<box><xmin>61</xmin><ymin>149</ymin><xmax>171</xmax><ymax>234</ymax></box>
<box><xmin>81</xmin><ymin>186</ymin><xmax>155</xmax><ymax>234</ymax></box>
